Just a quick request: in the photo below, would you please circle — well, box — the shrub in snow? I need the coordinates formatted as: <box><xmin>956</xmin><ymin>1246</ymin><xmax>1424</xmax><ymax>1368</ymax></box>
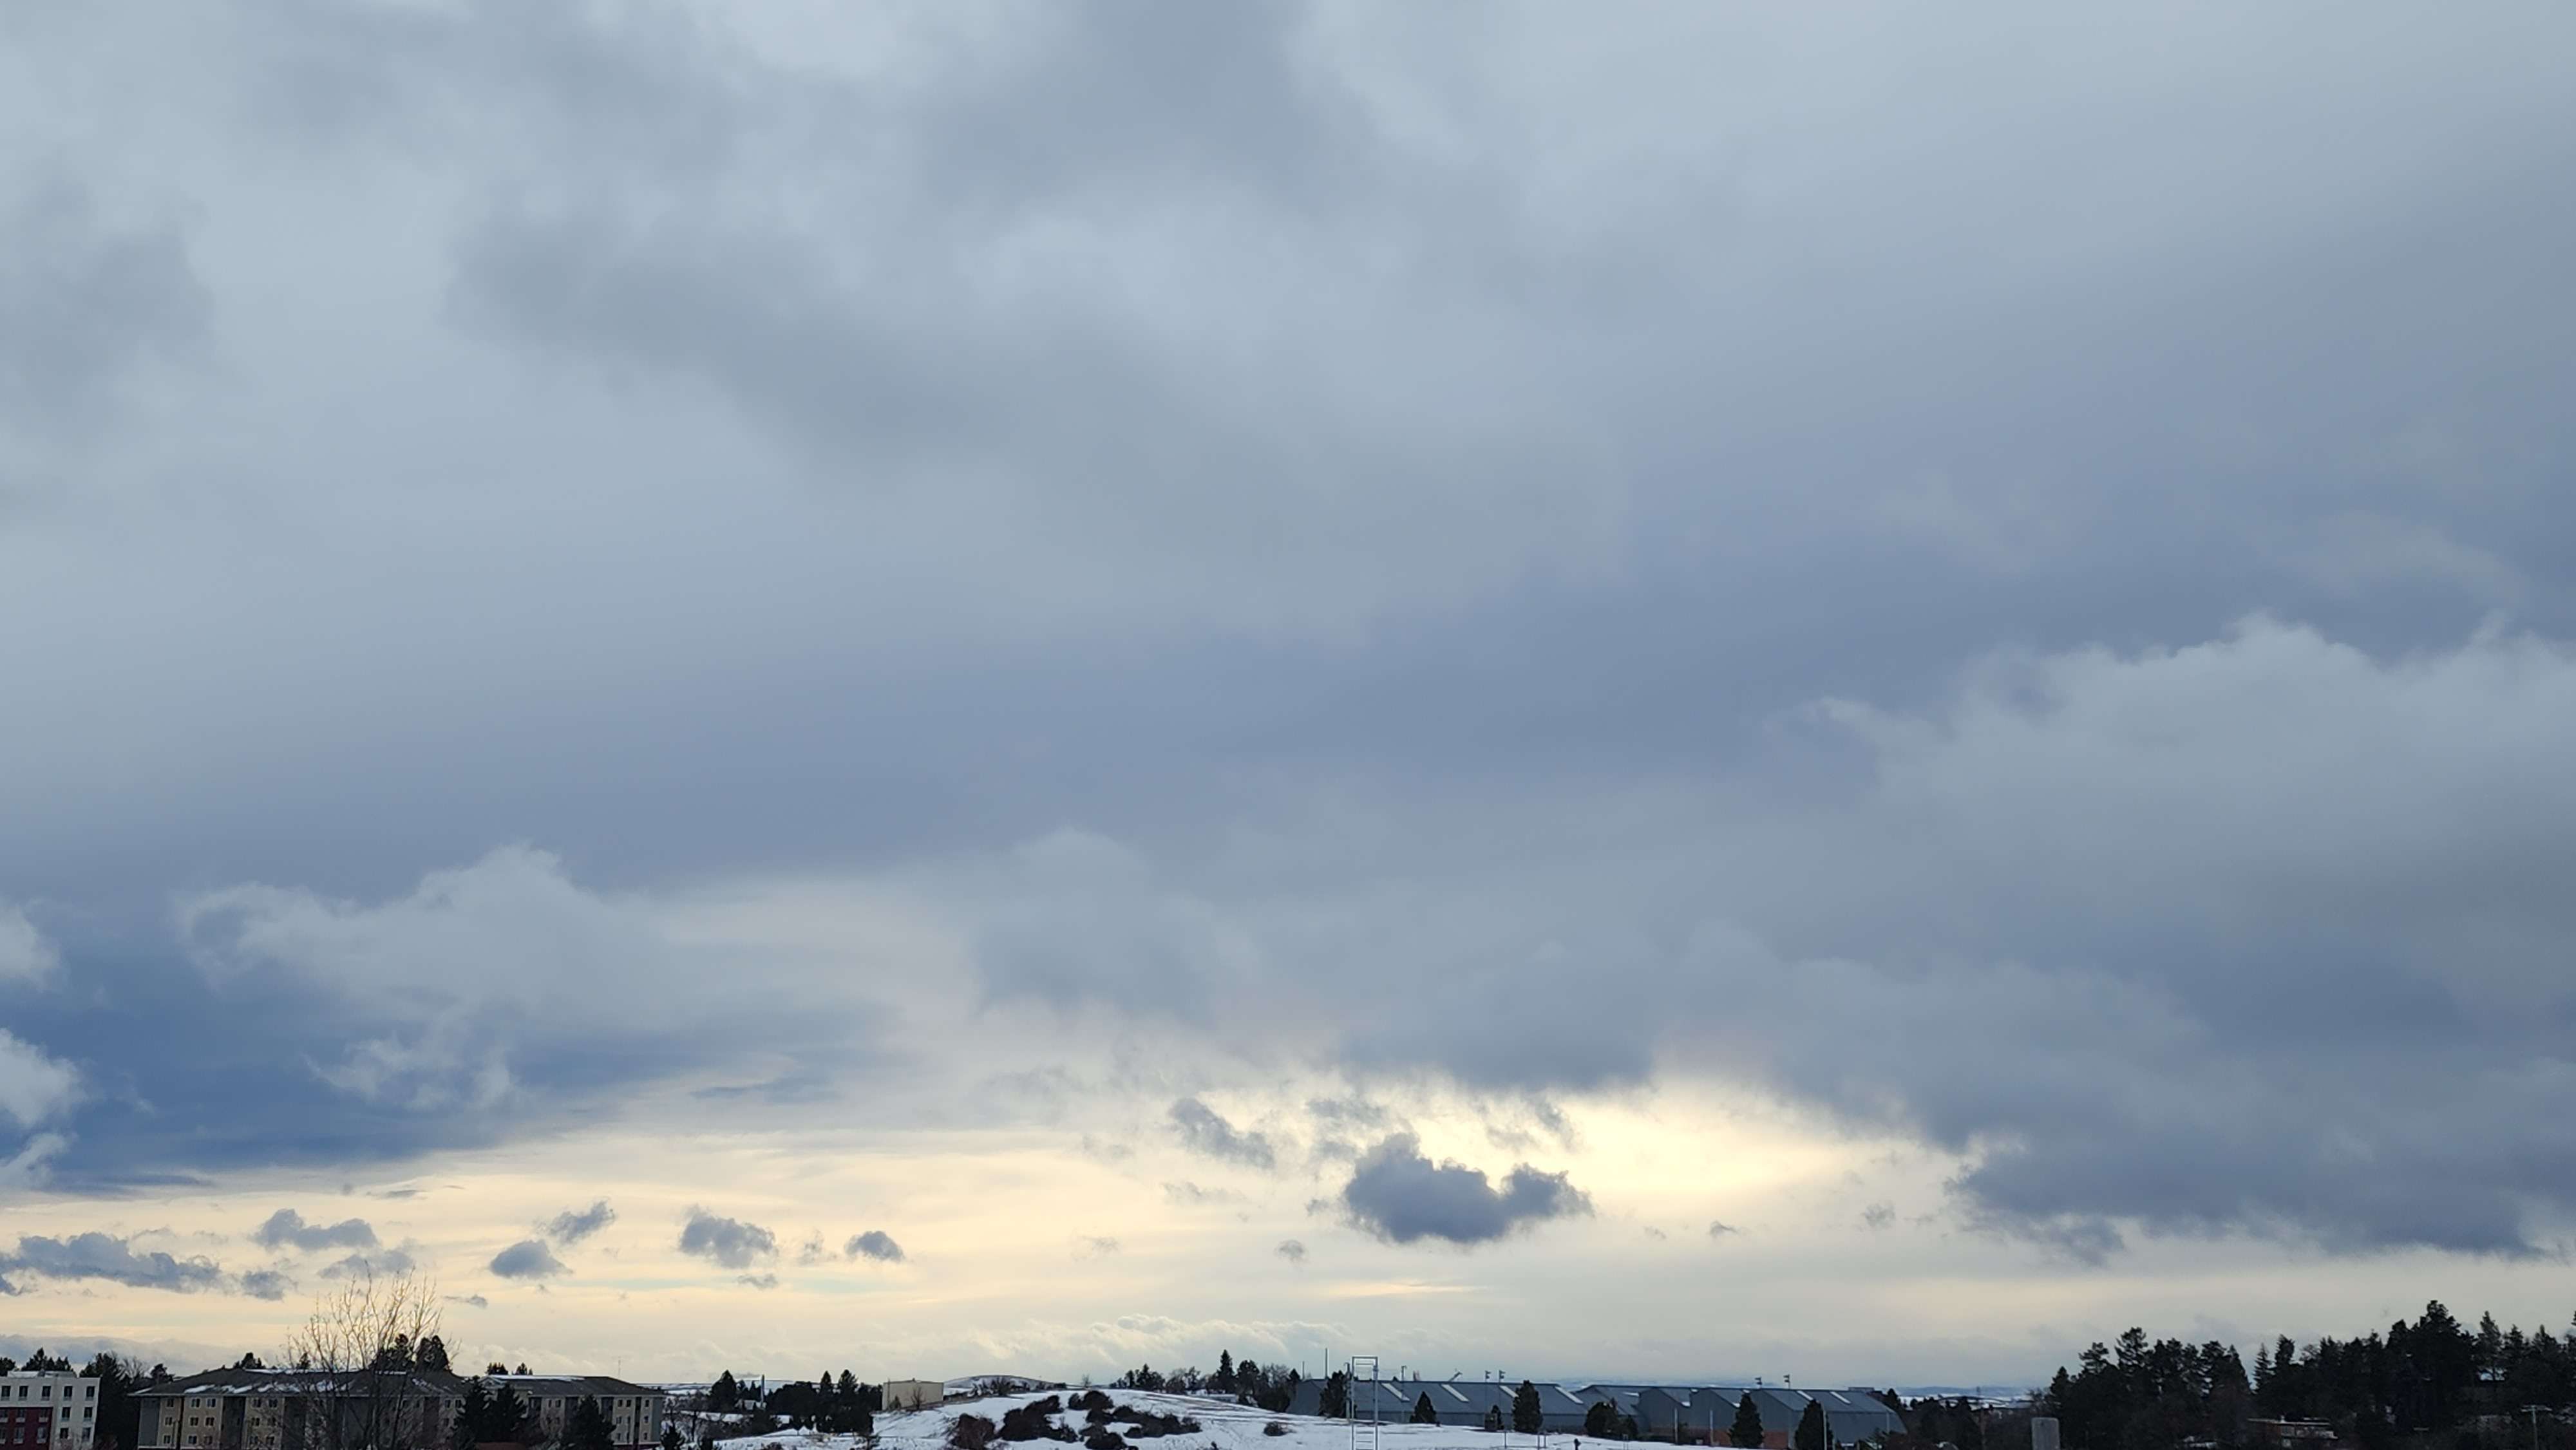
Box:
<box><xmin>1083</xmin><ymin>1429</ymin><xmax>1127</xmax><ymax>1450</ymax></box>
<box><xmin>951</xmin><ymin>1416</ymin><xmax>998</xmax><ymax>1450</ymax></box>
<box><xmin>1264</xmin><ymin>1426</ymin><xmax>1289</xmax><ymax>1438</ymax></box>
<box><xmin>1000</xmin><ymin>1402</ymin><xmax>1074</xmax><ymax>1443</ymax></box>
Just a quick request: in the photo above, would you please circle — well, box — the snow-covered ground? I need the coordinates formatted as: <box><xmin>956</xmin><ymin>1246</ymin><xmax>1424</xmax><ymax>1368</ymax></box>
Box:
<box><xmin>715</xmin><ymin>1391</ymin><xmax>1557</xmax><ymax>1450</ymax></box>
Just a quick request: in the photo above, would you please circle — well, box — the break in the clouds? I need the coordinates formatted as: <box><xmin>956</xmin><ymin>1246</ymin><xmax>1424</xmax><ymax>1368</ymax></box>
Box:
<box><xmin>844</xmin><ymin>1231</ymin><xmax>905</xmax><ymax>1265</ymax></box>
<box><xmin>488</xmin><ymin>1239</ymin><xmax>568</xmax><ymax>1281</ymax></box>
<box><xmin>1</xmin><ymin>0</ymin><xmax>2575</xmax><ymax>1380</ymax></box>
<box><xmin>251</xmin><ymin>1209</ymin><xmax>379</xmax><ymax>1253</ymax></box>
<box><xmin>1168</xmin><ymin>1098</ymin><xmax>1277</xmax><ymax>1172</ymax></box>
<box><xmin>543</xmin><ymin>1200</ymin><xmax>615</xmax><ymax>1245</ymax></box>
<box><xmin>1339</xmin><ymin>1135</ymin><xmax>1593</xmax><ymax>1247</ymax></box>
<box><xmin>0</xmin><ymin>1232</ymin><xmax>225</xmax><ymax>1296</ymax></box>
<box><xmin>677</xmin><ymin>1210</ymin><xmax>777</xmax><ymax>1271</ymax></box>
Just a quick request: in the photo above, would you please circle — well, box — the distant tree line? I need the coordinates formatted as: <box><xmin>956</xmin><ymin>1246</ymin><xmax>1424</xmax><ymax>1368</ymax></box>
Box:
<box><xmin>688</xmin><ymin>1369</ymin><xmax>876</xmax><ymax>1438</ymax></box>
<box><xmin>2040</xmin><ymin>1302</ymin><xmax>2576</xmax><ymax>1450</ymax></box>
<box><xmin>1106</xmin><ymin>1353</ymin><xmax>1301</xmax><ymax>1412</ymax></box>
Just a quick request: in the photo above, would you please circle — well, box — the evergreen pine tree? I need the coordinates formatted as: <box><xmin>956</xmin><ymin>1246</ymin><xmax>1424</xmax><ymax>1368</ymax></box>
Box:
<box><xmin>1513</xmin><ymin>1383</ymin><xmax>1544</xmax><ymax>1436</ymax></box>
<box><xmin>454</xmin><ymin>1382</ymin><xmax>491</xmax><ymax>1450</ymax></box>
<box><xmin>567</xmin><ymin>1398</ymin><xmax>616</xmax><ymax>1450</ymax></box>
<box><xmin>1794</xmin><ymin>1401</ymin><xmax>1827</xmax><ymax>1450</ymax></box>
<box><xmin>1730</xmin><ymin>1395</ymin><xmax>1767</xmax><ymax>1449</ymax></box>
<box><xmin>1414</xmin><ymin>1395</ymin><xmax>1439</xmax><ymax>1426</ymax></box>
<box><xmin>1216</xmin><ymin>1353</ymin><xmax>1235</xmax><ymax>1395</ymax></box>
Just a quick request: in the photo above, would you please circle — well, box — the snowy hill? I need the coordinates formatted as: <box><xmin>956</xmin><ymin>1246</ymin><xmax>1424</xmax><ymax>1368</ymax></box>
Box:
<box><xmin>717</xmin><ymin>1390</ymin><xmax>1555</xmax><ymax>1450</ymax></box>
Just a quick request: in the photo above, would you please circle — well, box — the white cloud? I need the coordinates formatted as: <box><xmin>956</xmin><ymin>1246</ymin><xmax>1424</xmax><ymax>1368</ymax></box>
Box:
<box><xmin>0</xmin><ymin>903</ymin><xmax>58</xmax><ymax>984</ymax></box>
<box><xmin>0</xmin><ymin>1030</ymin><xmax>79</xmax><ymax>1129</ymax></box>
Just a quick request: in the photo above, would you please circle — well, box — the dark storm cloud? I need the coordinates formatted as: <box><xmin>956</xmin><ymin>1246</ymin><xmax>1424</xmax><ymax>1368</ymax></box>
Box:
<box><xmin>1339</xmin><ymin>1135</ymin><xmax>1591</xmax><ymax>1247</ymax></box>
<box><xmin>677</xmin><ymin>1209</ymin><xmax>776</xmax><ymax>1270</ymax></box>
<box><xmin>0</xmin><ymin>1233</ymin><xmax>224</xmax><ymax>1294</ymax></box>
<box><xmin>1168</xmin><ymin>1098</ymin><xmax>1276</xmax><ymax>1171</ymax></box>
<box><xmin>488</xmin><ymin>1239</ymin><xmax>567</xmax><ymax>1280</ymax></box>
<box><xmin>844</xmin><ymin>1230</ymin><xmax>904</xmax><ymax>1264</ymax></box>
<box><xmin>252</xmin><ymin>1209</ymin><xmax>379</xmax><ymax>1252</ymax></box>
<box><xmin>542</xmin><ymin>1199</ymin><xmax>614</xmax><ymax>1244</ymax></box>
<box><xmin>240</xmin><ymin>1269</ymin><xmax>292</xmax><ymax>1301</ymax></box>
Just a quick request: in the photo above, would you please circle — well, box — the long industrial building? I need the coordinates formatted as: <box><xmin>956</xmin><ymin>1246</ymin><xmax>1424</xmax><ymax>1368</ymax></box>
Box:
<box><xmin>1284</xmin><ymin>1378</ymin><xmax>1904</xmax><ymax>1445</ymax></box>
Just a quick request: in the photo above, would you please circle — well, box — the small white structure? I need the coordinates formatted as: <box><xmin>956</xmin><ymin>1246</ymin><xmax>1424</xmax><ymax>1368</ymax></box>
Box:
<box><xmin>883</xmin><ymin>1381</ymin><xmax>947</xmax><ymax>1412</ymax></box>
<box><xmin>2032</xmin><ymin>1417</ymin><xmax>2062</xmax><ymax>1450</ymax></box>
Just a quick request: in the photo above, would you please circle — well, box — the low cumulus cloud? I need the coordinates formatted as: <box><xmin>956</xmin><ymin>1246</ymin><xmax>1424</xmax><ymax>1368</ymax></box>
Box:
<box><xmin>446</xmin><ymin>1294</ymin><xmax>489</xmax><ymax>1309</ymax></box>
<box><xmin>488</xmin><ymin>1239</ymin><xmax>567</xmax><ymax>1279</ymax></box>
<box><xmin>320</xmin><ymin>1247</ymin><xmax>417</xmax><ymax>1279</ymax></box>
<box><xmin>1275</xmin><ymin>1239</ymin><xmax>1307</xmax><ymax>1265</ymax></box>
<box><xmin>0</xmin><ymin>1232</ymin><xmax>226</xmax><ymax>1295</ymax></box>
<box><xmin>1708</xmin><ymin>1220</ymin><xmax>1741</xmax><ymax>1239</ymax></box>
<box><xmin>678</xmin><ymin>1208</ymin><xmax>777</xmax><ymax>1270</ymax></box>
<box><xmin>737</xmin><ymin>1273</ymin><xmax>779</xmax><ymax>1290</ymax></box>
<box><xmin>252</xmin><ymin>1209</ymin><xmax>379</xmax><ymax>1253</ymax></box>
<box><xmin>543</xmin><ymin>1199</ymin><xmax>614</xmax><ymax>1245</ymax></box>
<box><xmin>1170</xmin><ymin>1097</ymin><xmax>1276</xmax><ymax>1171</ymax></box>
<box><xmin>1340</xmin><ymin>1134</ymin><xmax>1592</xmax><ymax>1247</ymax></box>
<box><xmin>1861</xmin><ymin>1202</ymin><xmax>1896</xmax><ymax>1231</ymax></box>
<box><xmin>845</xmin><ymin>1230</ymin><xmax>905</xmax><ymax>1264</ymax></box>
<box><xmin>1071</xmin><ymin>1235</ymin><xmax>1121</xmax><ymax>1259</ymax></box>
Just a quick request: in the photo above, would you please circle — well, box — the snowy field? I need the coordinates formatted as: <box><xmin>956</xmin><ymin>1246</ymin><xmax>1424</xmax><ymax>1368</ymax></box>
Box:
<box><xmin>716</xmin><ymin>1391</ymin><xmax>1561</xmax><ymax>1450</ymax></box>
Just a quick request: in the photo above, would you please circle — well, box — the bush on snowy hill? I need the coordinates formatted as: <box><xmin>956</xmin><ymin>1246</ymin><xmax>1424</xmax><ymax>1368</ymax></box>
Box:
<box><xmin>1074</xmin><ymin>1393</ymin><xmax>1113</xmax><ymax>1415</ymax></box>
<box><xmin>951</xmin><ymin>1415</ymin><xmax>998</xmax><ymax>1450</ymax></box>
<box><xmin>999</xmin><ymin>1399</ymin><xmax>1074</xmax><ymax>1442</ymax></box>
<box><xmin>1083</xmin><ymin>1428</ymin><xmax>1126</xmax><ymax>1450</ymax></box>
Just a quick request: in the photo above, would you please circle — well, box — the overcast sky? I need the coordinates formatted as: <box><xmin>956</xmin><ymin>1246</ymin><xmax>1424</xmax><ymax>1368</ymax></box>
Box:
<box><xmin>6</xmin><ymin>0</ymin><xmax>2576</xmax><ymax>1389</ymax></box>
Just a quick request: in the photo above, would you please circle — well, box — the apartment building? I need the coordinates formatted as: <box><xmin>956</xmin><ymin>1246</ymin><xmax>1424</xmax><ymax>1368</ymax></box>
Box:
<box><xmin>479</xmin><ymin>1376</ymin><xmax>664</xmax><ymax>1449</ymax></box>
<box><xmin>135</xmin><ymin>1369</ymin><xmax>661</xmax><ymax>1450</ymax></box>
<box><xmin>1</xmin><ymin>1371</ymin><xmax>100</xmax><ymax>1449</ymax></box>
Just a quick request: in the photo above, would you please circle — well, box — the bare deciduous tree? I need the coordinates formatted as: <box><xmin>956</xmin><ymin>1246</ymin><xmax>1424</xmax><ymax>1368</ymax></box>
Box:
<box><xmin>278</xmin><ymin>1270</ymin><xmax>447</xmax><ymax>1450</ymax></box>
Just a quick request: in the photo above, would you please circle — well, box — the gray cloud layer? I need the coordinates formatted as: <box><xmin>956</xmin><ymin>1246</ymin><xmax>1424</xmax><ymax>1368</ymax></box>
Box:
<box><xmin>1</xmin><ymin>0</ymin><xmax>2572</xmax><ymax>1271</ymax></box>
<box><xmin>0</xmin><ymin>1233</ymin><xmax>225</xmax><ymax>1296</ymax></box>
